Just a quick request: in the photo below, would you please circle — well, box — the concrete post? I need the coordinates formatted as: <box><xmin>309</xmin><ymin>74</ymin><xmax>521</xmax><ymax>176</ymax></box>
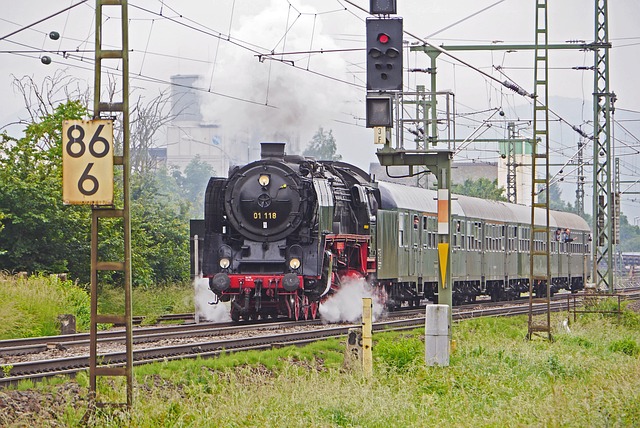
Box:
<box><xmin>425</xmin><ymin>304</ymin><xmax>450</xmax><ymax>366</ymax></box>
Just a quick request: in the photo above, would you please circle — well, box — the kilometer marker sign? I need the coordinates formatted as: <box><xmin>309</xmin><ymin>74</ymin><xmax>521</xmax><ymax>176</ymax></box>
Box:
<box><xmin>62</xmin><ymin>120</ymin><xmax>114</xmax><ymax>205</ymax></box>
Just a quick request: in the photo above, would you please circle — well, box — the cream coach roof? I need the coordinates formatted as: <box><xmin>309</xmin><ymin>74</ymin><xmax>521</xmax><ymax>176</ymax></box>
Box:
<box><xmin>376</xmin><ymin>180</ymin><xmax>590</xmax><ymax>232</ymax></box>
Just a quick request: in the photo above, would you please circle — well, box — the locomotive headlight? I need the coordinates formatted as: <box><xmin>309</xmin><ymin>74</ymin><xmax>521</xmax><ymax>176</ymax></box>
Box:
<box><xmin>289</xmin><ymin>257</ymin><xmax>301</xmax><ymax>270</ymax></box>
<box><xmin>258</xmin><ymin>174</ymin><xmax>270</xmax><ymax>187</ymax></box>
<box><xmin>219</xmin><ymin>258</ymin><xmax>230</xmax><ymax>269</ymax></box>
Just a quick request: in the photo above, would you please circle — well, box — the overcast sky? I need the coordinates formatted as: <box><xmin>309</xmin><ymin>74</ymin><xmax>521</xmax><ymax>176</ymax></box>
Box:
<box><xmin>2</xmin><ymin>0</ymin><xmax>640</xmax><ymax>217</ymax></box>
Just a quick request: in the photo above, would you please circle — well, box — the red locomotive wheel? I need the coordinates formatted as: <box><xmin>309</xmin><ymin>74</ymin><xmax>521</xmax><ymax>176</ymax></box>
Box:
<box><xmin>293</xmin><ymin>294</ymin><xmax>301</xmax><ymax>321</ymax></box>
<box><xmin>301</xmin><ymin>295</ymin><xmax>310</xmax><ymax>320</ymax></box>
<box><xmin>310</xmin><ymin>301</ymin><xmax>319</xmax><ymax>319</ymax></box>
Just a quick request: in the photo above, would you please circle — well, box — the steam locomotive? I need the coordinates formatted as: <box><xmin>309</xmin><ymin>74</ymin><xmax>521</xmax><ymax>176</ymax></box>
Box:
<box><xmin>198</xmin><ymin>142</ymin><xmax>590</xmax><ymax>321</ymax></box>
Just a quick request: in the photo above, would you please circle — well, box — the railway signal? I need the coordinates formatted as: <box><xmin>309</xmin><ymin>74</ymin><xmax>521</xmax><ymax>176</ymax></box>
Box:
<box><xmin>366</xmin><ymin>17</ymin><xmax>403</xmax><ymax>91</ymax></box>
<box><xmin>369</xmin><ymin>0</ymin><xmax>397</xmax><ymax>15</ymax></box>
<box><xmin>366</xmin><ymin>94</ymin><xmax>392</xmax><ymax>128</ymax></box>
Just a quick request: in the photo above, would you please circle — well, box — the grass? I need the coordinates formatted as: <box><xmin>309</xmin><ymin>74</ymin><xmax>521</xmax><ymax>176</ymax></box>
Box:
<box><xmin>2</xmin><ymin>304</ymin><xmax>640</xmax><ymax>427</ymax></box>
<box><xmin>98</xmin><ymin>283</ymin><xmax>195</xmax><ymax>325</ymax></box>
<box><xmin>0</xmin><ymin>274</ymin><xmax>196</xmax><ymax>339</ymax></box>
<box><xmin>0</xmin><ymin>273</ymin><xmax>90</xmax><ymax>339</ymax></box>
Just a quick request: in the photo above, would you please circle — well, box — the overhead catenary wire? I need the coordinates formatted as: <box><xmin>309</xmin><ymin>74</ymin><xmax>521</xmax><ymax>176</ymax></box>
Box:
<box><xmin>0</xmin><ymin>0</ymin><xmax>89</xmax><ymax>42</ymax></box>
<box><xmin>339</xmin><ymin>0</ymin><xmax>599</xmax><ymax>147</ymax></box>
<box><xmin>5</xmin><ymin>2</ymin><xmax>640</xmax><ymax>181</ymax></box>
<box><xmin>2</xmin><ymin>36</ymin><xmax>278</xmax><ymax>109</ymax></box>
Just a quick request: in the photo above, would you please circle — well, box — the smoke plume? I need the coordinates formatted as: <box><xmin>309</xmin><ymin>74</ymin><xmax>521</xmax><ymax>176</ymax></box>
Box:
<box><xmin>193</xmin><ymin>277</ymin><xmax>231</xmax><ymax>323</ymax></box>
<box><xmin>319</xmin><ymin>277</ymin><xmax>385</xmax><ymax>323</ymax></box>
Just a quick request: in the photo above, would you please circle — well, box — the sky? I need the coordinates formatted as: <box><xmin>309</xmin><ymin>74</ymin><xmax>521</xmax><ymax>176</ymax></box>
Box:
<box><xmin>1</xmin><ymin>0</ymin><xmax>640</xmax><ymax>219</ymax></box>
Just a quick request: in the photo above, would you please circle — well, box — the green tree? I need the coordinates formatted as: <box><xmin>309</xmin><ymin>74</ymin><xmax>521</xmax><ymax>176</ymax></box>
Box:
<box><xmin>170</xmin><ymin>156</ymin><xmax>215</xmax><ymax>218</ymax></box>
<box><xmin>451</xmin><ymin>178</ymin><xmax>507</xmax><ymax>201</ymax></box>
<box><xmin>303</xmin><ymin>127</ymin><xmax>342</xmax><ymax>161</ymax></box>
<box><xmin>129</xmin><ymin>169</ymin><xmax>191</xmax><ymax>286</ymax></box>
<box><xmin>1</xmin><ymin>71</ymin><xmax>195</xmax><ymax>286</ymax></box>
<box><xmin>618</xmin><ymin>214</ymin><xmax>640</xmax><ymax>252</ymax></box>
<box><xmin>0</xmin><ymin>105</ymin><xmax>194</xmax><ymax>285</ymax></box>
<box><xmin>538</xmin><ymin>182</ymin><xmax>575</xmax><ymax>212</ymax></box>
<box><xmin>0</xmin><ymin>101</ymin><xmax>92</xmax><ymax>278</ymax></box>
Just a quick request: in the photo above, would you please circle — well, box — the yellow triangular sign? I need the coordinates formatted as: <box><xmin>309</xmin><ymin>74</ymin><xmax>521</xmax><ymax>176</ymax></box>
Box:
<box><xmin>438</xmin><ymin>243</ymin><xmax>449</xmax><ymax>288</ymax></box>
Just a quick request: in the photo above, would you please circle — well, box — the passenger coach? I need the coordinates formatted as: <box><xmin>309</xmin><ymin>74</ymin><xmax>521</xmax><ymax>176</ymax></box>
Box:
<box><xmin>375</xmin><ymin>181</ymin><xmax>591</xmax><ymax>306</ymax></box>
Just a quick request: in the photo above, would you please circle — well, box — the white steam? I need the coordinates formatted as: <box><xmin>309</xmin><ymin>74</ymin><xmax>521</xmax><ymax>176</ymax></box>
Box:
<box><xmin>193</xmin><ymin>277</ymin><xmax>231</xmax><ymax>323</ymax></box>
<box><xmin>200</xmin><ymin>0</ymin><xmax>356</xmax><ymax>155</ymax></box>
<box><xmin>319</xmin><ymin>277</ymin><xmax>385</xmax><ymax>323</ymax></box>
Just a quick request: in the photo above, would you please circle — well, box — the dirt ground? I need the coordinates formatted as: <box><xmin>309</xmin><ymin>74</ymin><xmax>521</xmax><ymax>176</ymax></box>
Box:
<box><xmin>0</xmin><ymin>381</ymin><xmax>87</xmax><ymax>426</ymax></box>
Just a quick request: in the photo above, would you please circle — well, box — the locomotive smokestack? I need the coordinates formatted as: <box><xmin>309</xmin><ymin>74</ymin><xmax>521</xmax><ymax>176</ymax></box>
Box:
<box><xmin>260</xmin><ymin>142</ymin><xmax>286</xmax><ymax>160</ymax></box>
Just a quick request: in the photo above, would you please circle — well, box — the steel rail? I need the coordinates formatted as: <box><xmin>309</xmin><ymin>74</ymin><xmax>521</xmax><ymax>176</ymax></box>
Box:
<box><xmin>0</xmin><ymin>319</ymin><xmax>321</xmax><ymax>357</ymax></box>
<box><xmin>0</xmin><ymin>298</ymin><xmax>602</xmax><ymax>387</ymax></box>
<box><xmin>2</xmin><ymin>290</ymin><xmax>639</xmax><ymax>387</ymax></box>
<box><xmin>4</xmin><ymin>285</ymin><xmax>639</xmax><ymax>357</ymax></box>
<box><xmin>3</xmin><ymin>287</ymin><xmax>639</xmax><ymax>357</ymax></box>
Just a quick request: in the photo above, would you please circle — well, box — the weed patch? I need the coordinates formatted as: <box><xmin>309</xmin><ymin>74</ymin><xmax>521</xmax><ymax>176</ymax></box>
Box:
<box><xmin>0</xmin><ymin>273</ymin><xmax>90</xmax><ymax>339</ymax></box>
<box><xmin>609</xmin><ymin>337</ymin><xmax>640</xmax><ymax>356</ymax></box>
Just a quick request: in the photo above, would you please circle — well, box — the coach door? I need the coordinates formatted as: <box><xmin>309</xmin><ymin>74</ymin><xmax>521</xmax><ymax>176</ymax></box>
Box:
<box><xmin>397</xmin><ymin>212</ymin><xmax>409</xmax><ymax>279</ymax></box>
<box><xmin>409</xmin><ymin>213</ymin><xmax>421</xmax><ymax>278</ymax></box>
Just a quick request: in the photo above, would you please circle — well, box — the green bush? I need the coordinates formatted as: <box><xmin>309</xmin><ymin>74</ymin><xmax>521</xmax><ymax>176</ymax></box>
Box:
<box><xmin>609</xmin><ymin>338</ymin><xmax>640</xmax><ymax>357</ymax></box>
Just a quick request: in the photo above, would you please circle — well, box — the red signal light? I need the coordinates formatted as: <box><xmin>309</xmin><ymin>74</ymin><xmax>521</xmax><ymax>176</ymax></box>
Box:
<box><xmin>378</xmin><ymin>33</ymin><xmax>389</xmax><ymax>44</ymax></box>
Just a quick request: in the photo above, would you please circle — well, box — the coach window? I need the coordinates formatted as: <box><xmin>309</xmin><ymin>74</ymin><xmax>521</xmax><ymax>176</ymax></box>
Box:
<box><xmin>487</xmin><ymin>224</ymin><xmax>494</xmax><ymax>251</ymax></box>
<box><xmin>519</xmin><ymin>227</ymin><xmax>523</xmax><ymax>251</ymax></box>
<box><xmin>431</xmin><ymin>217</ymin><xmax>437</xmax><ymax>248</ymax></box>
<box><xmin>493</xmin><ymin>225</ymin><xmax>497</xmax><ymax>252</ymax></box>
<box><xmin>453</xmin><ymin>220</ymin><xmax>461</xmax><ymax>248</ymax></box>
<box><xmin>491</xmin><ymin>226</ymin><xmax>495</xmax><ymax>251</ymax></box>
<box><xmin>492</xmin><ymin>225</ymin><xmax>497</xmax><ymax>251</ymax></box>
<box><xmin>485</xmin><ymin>225</ymin><xmax>490</xmax><ymax>251</ymax></box>
<box><xmin>398</xmin><ymin>213</ymin><xmax>405</xmax><ymax>247</ymax></box>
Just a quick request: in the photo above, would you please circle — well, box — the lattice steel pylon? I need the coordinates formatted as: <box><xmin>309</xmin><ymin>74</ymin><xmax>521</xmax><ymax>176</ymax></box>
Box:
<box><xmin>414</xmin><ymin>85</ymin><xmax>430</xmax><ymax>188</ymax></box>
<box><xmin>576</xmin><ymin>138</ymin><xmax>585</xmax><ymax>216</ymax></box>
<box><xmin>592</xmin><ymin>0</ymin><xmax>614</xmax><ymax>292</ymax></box>
<box><xmin>506</xmin><ymin>122</ymin><xmax>517</xmax><ymax>204</ymax></box>
<box><xmin>87</xmin><ymin>0</ymin><xmax>133</xmax><ymax>412</ymax></box>
<box><xmin>528</xmin><ymin>0</ymin><xmax>552</xmax><ymax>341</ymax></box>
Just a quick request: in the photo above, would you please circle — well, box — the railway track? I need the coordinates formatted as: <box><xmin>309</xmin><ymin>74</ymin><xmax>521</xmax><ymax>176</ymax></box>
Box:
<box><xmin>2</xmin><ymin>290</ymin><xmax>638</xmax><ymax>387</ymax></box>
<box><xmin>0</xmin><ymin>318</ymin><xmax>312</xmax><ymax>358</ymax></box>
<box><xmin>0</xmin><ymin>291</ymin><xmax>589</xmax><ymax>358</ymax></box>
